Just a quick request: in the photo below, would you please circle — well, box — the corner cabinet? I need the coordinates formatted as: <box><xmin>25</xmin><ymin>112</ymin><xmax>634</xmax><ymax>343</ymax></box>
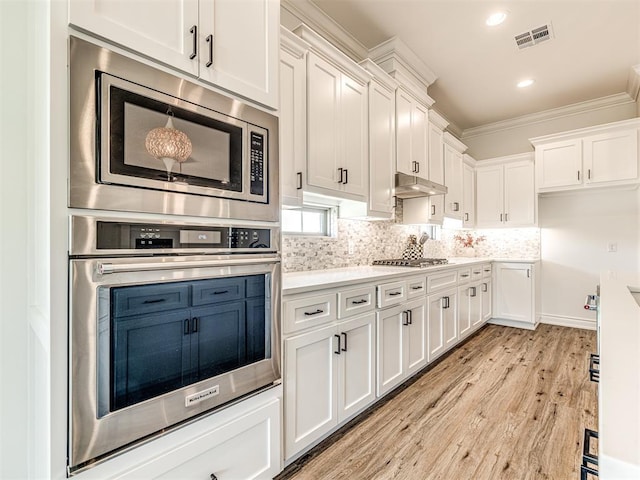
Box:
<box><xmin>475</xmin><ymin>154</ymin><xmax>536</xmax><ymax>228</ymax></box>
<box><xmin>280</xmin><ymin>28</ymin><xmax>308</xmax><ymax>207</ymax></box>
<box><xmin>531</xmin><ymin>119</ymin><xmax>640</xmax><ymax>193</ymax></box>
<box><xmin>69</xmin><ymin>0</ymin><xmax>279</xmax><ymax>109</ymax></box>
<box><xmin>491</xmin><ymin>262</ymin><xmax>540</xmax><ymax>330</ymax></box>
<box><xmin>295</xmin><ymin>26</ymin><xmax>371</xmax><ymax>201</ymax></box>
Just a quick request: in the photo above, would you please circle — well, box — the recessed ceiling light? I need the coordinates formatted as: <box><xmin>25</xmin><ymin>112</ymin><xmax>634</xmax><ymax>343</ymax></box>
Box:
<box><xmin>517</xmin><ymin>79</ymin><xmax>535</xmax><ymax>88</ymax></box>
<box><xmin>486</xmin><ymin>11</ymin><xmax>507</xmax><ymax>26</ymax></box>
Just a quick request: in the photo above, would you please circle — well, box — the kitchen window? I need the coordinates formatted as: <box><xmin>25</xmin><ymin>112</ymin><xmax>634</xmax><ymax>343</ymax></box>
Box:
<box><xmin>282</xmin><ymin>206</ymin><xmax>334</xmax><ymax>236</ymax></box>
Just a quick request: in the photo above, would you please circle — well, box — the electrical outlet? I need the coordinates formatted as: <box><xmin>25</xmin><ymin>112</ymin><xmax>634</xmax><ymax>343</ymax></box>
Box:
<box><xmin>348</xmin><ymin>240</ymin><xmax>355</xmax><ymax>255</ymax></box>
<box><xmin>607</xmin><ymin>242</ymin><xmax>617</xmax><ymax>253</ymax></box>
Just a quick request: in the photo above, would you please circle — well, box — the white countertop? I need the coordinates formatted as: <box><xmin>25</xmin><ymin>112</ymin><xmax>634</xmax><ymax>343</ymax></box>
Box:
<box><xmin>598</xmin><ymin>270</ymin><xmax>640</xmax><ymax>479</ymax></box>
<box><xmin>282</xmin><ymin>257</ymin><xmax>538</xmax><ymax>296</ymax></box>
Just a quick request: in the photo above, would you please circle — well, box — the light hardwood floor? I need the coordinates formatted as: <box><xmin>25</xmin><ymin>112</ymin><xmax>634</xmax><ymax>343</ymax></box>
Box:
<box><xmin>277</xmin><ymin>324</ymin><xmax>597</xmax><ymax>480</ymax></box>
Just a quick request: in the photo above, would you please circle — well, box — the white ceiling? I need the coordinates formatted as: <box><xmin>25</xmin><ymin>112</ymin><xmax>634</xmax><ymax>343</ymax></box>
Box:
<box><xmin>304</xmin><ymin>0</ymin><xmax>640</xmax><ymax>132</ymax></box>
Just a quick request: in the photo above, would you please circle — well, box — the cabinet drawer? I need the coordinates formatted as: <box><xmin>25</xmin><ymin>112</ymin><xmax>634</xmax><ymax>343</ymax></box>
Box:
<box><xmin>457</xmin><ymin>268</ymin><xmax>472</xmax><ymax>285</ymax></box>
<box><xmin>192</xmin><ymin>277</ymin><xmax>245</xmax><ymax>306</ymax></box>
<box><xmin>338</xmin><ymin>286</ymin><xmax>375</xmax><ymax>319</ymax></box>
<box><xmin>482</xmin><ymin>263</ymin><xmax>492</xmax><ymax>278</ymax></box>
<box><xmin>471</xmin><ymin>266</ymin><xmax>483</xmax><ymax>280</ymax></box>
<box><xmin>427</xmin><ymin>270</ymin><xmax>458</xmax><ymax>293</ymax></box>
<box><xmin>377</xmin><ymin>281</ymin><xmax>407</xmax><ymax>308</ymax></box>
<box><xmin>112</xmin><ymin>282</ymin><xmax>190</xmax><ymax>317</ymax></box>
<box><xmin>284</xmin><ymin>293</ymin><xmax>337</xmax><ymax>334</ymax></box>
<box><xmin>407</xmin><ymin>277</ymin><xmax>427</xmax><ymax>299</ymax></box>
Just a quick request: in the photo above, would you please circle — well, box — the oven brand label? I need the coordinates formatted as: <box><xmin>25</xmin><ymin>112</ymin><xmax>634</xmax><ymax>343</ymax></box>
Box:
<box><xmin>185</xmin><ymin>385</ymin><xmax>220</xmax><ymax>407</ymax></box>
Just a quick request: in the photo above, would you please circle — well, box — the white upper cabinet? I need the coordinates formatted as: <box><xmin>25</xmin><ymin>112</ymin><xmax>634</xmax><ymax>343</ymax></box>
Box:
<box><xmin>279</xmin><ymin>28</ymin><xmax>308</xmax><ymax>208</ymax></box>
<box><xmin>428</xmin><ymin>111</ymin><xmax>448</xmax><ymax>186</ymax></box>
<box><xmin>295</xmin><ymin>26</ymin><xmax>370</xmax><ymax>201</ymax></box>
<box><xmin>443</xmin><ymin>132</ymin><xmax>466</xmax><ymax>219</ymax></box>
<box><xmin>69</xmin><ymin>0</ymin><xmax>279</xmax><ymax>108</ymax></box>
<box><xmin>475</xmin><ymin>154</ymin><xmax>536</xmax><ymax>228</ymax></box>
<box><xmin>531</xmin><ymin>119</ymin><xmax>640</xmax><ymax>193</ymax></box>
<box><xmin>462</xmin><ymin>155</ymin><xmax>475</xmax><ymax>228</ymax></box>
<box><xmin>360</xmin><ymin>60</ymin><xmax>398</xmax><ymax>219</ymax></box>
<box><xmin>396</xmin><ymin>87</ymin><xmax>429</xmax><ymax>180</ymax></box>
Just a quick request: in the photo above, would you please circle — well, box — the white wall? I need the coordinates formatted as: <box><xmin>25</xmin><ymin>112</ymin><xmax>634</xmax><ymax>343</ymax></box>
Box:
<box><xmin>539</xmin><ymin>189</ymin><xmax>640</xmax><ymax>329</ymax></box>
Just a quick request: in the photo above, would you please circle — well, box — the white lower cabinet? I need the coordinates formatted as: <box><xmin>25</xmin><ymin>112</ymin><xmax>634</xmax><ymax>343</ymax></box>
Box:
<box><xmin>492</xmin><ymin>262</ymin><xmax>539</xmax><ymax>330</ymax></box>
<box><xmin>284</xmin><ymin>311</ymin><xmax>375</xmax><ymax>460</ymax></box>
<box><xmin>427</xmin><ymin>288</ymin><xmax>457</xmax><ymax>360</ymax></box>
<box><xmin>479</xmin><ymin>280</ymin><xmax>492</xmax><ymax>325</ymax></box>
<box><xmin>376</xmin><ymin>298</ymin><xmax>427</xmax><ymax>396</ymax></box>
<box><xmin>78</xmin><ymin>388</ymin><xmax>282</xmax><ymax>480</ymax></box>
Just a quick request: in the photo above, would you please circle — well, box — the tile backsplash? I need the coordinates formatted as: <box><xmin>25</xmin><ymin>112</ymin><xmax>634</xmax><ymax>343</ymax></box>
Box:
<box><xmin>283</xmin><ymin>219</ymin><xmax>540</xmax><ymax>272</ymax></box>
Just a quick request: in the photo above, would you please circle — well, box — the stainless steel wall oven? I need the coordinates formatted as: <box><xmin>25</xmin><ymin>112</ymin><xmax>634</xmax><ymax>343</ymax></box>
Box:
<box><xmin>69</xmin><ymin>36</ymin><xmax>279</xmax><ymax>221</ymax></box>
<box><xmin>68</xmin><ymin>216</ymin><xmax>281</xmax><ymax>473</ymax></box>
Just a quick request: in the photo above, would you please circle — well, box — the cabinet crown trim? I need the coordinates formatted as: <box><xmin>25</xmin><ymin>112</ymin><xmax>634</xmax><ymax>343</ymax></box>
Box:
<box><xmin>429</xmin><ymin>110</ymin><xmax>449</xmax><ymax>129</ymax></box>
<box><xmin>368</xmin><ymin>36</ymin><xmax>437</xmax><ymax>87</ymax></box>
<box><xmin>529</xmin><ymin>117</ymin><xmax>640</xmax><ymax>146</ymax></box>
<box><xmin>294</xmin><ymin>24</ymin><xmax>372</xmax><ymax>85</ymax></box>
<box><xmin>443</xmin><ymin>132</ymin><xmax>468</xmax><ymax>153</ymax></box>
<box><xmin>359</xmin><ymin>58</ymin><xmax>398</xmax><ymax>91</ymax></box>
<box><xmin>281</xmin><ymin>26</ymin><xmax>310</xmax><ymax>58</ymax></box>
<box><xmin>463</xmin><ymin>153</ymin><xmax>477</xmax><ymax>167</ymax></box>
<box><xmin>475</xmin><ymin>152</ymin><xmax>534</xmax><ymax>167</ymax></box>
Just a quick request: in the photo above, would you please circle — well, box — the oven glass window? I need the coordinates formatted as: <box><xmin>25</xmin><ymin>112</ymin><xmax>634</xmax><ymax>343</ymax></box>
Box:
<box><xmin>107</xmin><ymin>85</ymin><xmax>243</xmax><ymax>191</ymax></box>
<box><xmin>100</xmin><ymin>274</ymin><xmax>269</xmax><ymax>415</ymax></box>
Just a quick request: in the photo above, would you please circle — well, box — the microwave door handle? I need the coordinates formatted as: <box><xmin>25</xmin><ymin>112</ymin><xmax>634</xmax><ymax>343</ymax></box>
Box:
<box><xmin>97</xmin><ymin>256</ymin><xmax>279</xmax><ymax>275</ymax></box>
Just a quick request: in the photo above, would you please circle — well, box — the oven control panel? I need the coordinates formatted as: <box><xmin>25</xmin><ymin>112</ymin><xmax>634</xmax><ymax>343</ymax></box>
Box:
<box><xmin>94</xmin><ymin>220</ymin><xmax>273</xmax><ymax>252</ymax></box>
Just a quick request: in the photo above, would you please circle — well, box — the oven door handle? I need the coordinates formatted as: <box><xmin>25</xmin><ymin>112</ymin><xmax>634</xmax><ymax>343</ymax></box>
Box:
<box><xmin>97</xmin><ymin>257</ymin><xmax>280</xmax><ymax>275</ymax></box>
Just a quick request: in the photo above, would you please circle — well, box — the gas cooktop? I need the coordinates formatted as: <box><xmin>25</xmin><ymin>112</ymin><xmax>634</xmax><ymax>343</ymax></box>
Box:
<box><xmin>372</xmin><ymin>258</ymin><xmax>449</xmax><ymax>268</ymax></box>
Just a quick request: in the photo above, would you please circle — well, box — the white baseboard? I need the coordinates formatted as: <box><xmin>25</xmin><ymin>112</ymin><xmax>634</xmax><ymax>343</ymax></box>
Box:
<box><xmin>488</xmin><ymin>318</ymin><xmax>538</xmax><ymax>330</ymax></box>
<box><xmin>539</xmin><ymin>314</ymin><xmax>596</xmax><ymax>330</ymax></box>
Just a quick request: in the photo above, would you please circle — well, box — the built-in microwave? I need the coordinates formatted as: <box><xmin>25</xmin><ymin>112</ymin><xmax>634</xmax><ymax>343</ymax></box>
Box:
<box><xmin>69</xmin><ymin>36</ymin><xmax>279</xmax><ymax>221</ymax></box>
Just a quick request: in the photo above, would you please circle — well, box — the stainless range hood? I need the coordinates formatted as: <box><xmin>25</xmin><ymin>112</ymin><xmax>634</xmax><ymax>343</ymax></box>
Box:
<box><xmin>394</xmin><ymin>172</ymin><xmax>447</xmax><ymax>198</ymax></box>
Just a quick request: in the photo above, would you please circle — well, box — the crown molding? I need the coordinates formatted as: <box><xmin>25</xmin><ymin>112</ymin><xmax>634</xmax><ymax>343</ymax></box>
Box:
<box><xmin>461</xmin><ymin>92</ymin><xmax>635</xmax><ymax>139</ymax></box>
<box><xmin>627</xmin><ymin>64</ymin><xmax>640</xmax><ymax>101</ymax></box>
<box><xmin>368</xmin><ymin>37</ymin><xmax>437</xmax><ymax>88</ymax></box>
<box><xmin>428</xmin><ymin>110</ymin><xmax>449</xmax><ymax>130</ymax></box>
<box><xmin>281</xmin><ymin>26</ymin><xmax>309</xmax><ymax>59</ymax></box>
<box><xmin>529</xmin><ymin>117</ymin><xmax>640</xmax><ymax>146</ymax></box>
<box><xmin>475</xmin><ymin>152</ymin><xmax>534</xmax><ymax>167</ymax></box>
<box><xmin>359</xmin><ymin>59</ymin><xmax>398</xmax><ymax>91</ymax></box>
<box><xmin>294</xmin><ymin>24</ymin><xmax>372</xmax><ymax>85</ymax></box>
<box><xmin>281</xmin><ymin>0</ymin><xmax>368</xmax><ymax>62</ymax></box>
<box><xmin>463</xmin><ymin>153</ymin><xmax>477</xmax><ymax>167</ymax></box>
<box><xmin>443</xmin><ymin>131</ymin><xmax>467</xmax><ymax>153</ymax></box>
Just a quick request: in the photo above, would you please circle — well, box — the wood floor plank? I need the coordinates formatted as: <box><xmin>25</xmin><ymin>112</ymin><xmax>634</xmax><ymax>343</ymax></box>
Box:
<box><xmin>277</xmin><ymin>324</ymin><xmax>598</xmax><ymax>480</ymax></box>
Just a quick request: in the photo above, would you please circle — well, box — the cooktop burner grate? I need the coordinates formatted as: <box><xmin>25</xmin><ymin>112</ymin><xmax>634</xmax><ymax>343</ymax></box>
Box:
<box><xmin>372</xmin><ymin>258</ymin><xmax>449</xmax><ymax>267</ymax></box>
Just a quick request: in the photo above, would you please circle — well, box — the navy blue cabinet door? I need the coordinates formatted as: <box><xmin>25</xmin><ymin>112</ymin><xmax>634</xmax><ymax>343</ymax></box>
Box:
<box><xmin>112</xmin><ymin>310</ymin><xmax>191</xmax><ymax>410</ymax></box>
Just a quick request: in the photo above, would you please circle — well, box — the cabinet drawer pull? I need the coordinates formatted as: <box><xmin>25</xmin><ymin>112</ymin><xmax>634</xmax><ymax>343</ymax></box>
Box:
<box><xmin>388</xmin><ymin>291</ymin><xmax>402</xmax><ymax>296</ymax></box>
<box><xmin>205</xmin><ymin>34</ymin><xmax>213</xmax><ymax>67</ymax></box>
<box><xmin>442</xmin><ymin>296</ymin><xmax>450</xmax><ymax>309</ymax></box>
<box><xmin>460</xmin><ymin>274</ymin><xmax>470</xmax><ymax>278</ymax></box>
<box><xmin>351</xmin><ymin>298</ymin><xmax>367</xmax><ymax>305</ymax></box>
<box><xmin>527</xmin><ymin>269</ymin><xmax>530</xmax><ymax>278</ymax></box>
<box><xmin>577</xmin><ymin>170</ymin><xmax>580</xmax><ymax>181</ymax></box>
<box><xmin>341</xmin><ymin>332</ymin><xmax>348</xmax><ymax>352</ymax></box>
<box><xmin>587</xmin><ymin>168</ymin><xmax>591</xmax><ymax>180</ymax></box>
<box><xmin>189</xmin><ymin>25</ymin><xmax>197</xmax><ymax>60</ymax></box>
<box><xmin>411</xmin><ymin>285</ymin><xmax>423</xmax><ymax>290</ymax></box>
<box><xmin>500</xmin><ymin>213</ymin><xmax>503</xmax><ymax>222</ymax></box>
<box><xmin>212</xmin><ymin>290</ymin><xmax>229</xmax><ymax>295</ymax></box>
<box><xmin>504</xmin><ymin>213</ymin><xmax>508</xmax><ymax>222</ymax></box>
<box><xmin>334</xmin><ymin>334</ymin><xmax>341</xmax><ymax>355</ymax></box>
<box><xmin>143</xmin><ymin>298</ymin><xmax>166</xmax><ymax>304</ymax></box>
<box><xmin>482</xmin><ymin>283</ymin><xmax>488</xmax><ymax>292</ymax></box>
<box><xmin>296</xmin><ymin>172</ymin><xmax>303</xmax><ymax>190</ymax></box>
<box><xmin>304</xmin><ymin>309</ymin><xmax>324</xmax><ymax>316</ymax></box>
<box><xmin>337</xmin><ymin>168</ymin><xmax>344</xmax><ymax>184</ymax></box>
<box><xmin>343</xmin><ymin>169</ymin><xmax>348</xmax><ymax>184</ymax></box>
<box><xmin>184</xmin><ymin>319</ymin><xmax>190</xmax><ymax>335</ymax></box>
<box><xmin>464</xmin><ymin>212</ymin><xmax>469</xmax><ymax>222</ymax></box>
<box><xmin>431</xmin><ymin>204</ymin><xmax>436</xmax><ymax>216</ymax></box>
<box><xmin>407</xmin><ymin>309</ymin><xmax>413</xmax><ymax>325</ymax></box>
<box><xmin>191</xmin><ymin>317</ymin><xmax>198</xmax><ymax>333</ymax></box>
<box><xmin>453</xmin><ymin>201</ymin><xmax>459</xmax><ymax>212</ymax></box>
<box><xmin>470</xmin><ymin>286</ymin><xmax>477</xmax><ymax>297</ymax></box>
<box><xmin>210</xmin><ymin>474</ymin><xmax>218</xmax><ymax>480</ymax></box>
<box><xmin>402</xmin><ymin>310</ymin><xmax>409</xmax><ymax>326</ymax></box>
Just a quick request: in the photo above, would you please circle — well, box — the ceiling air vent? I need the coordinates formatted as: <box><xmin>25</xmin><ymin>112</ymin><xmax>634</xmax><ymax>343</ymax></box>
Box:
<box><xmin>515</xmin><ymin>23</ymin><xmax>554</xmax><ymax>50</ymax></box>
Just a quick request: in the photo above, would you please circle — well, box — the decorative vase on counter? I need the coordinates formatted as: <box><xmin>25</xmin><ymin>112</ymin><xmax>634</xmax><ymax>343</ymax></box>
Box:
<box><xmin>462</xmin><ymin>246</ymin><xmax>476</xmax><ymax>257</ymax></box>
<box><xmin>402</xmin><ymin>235</ymin><xmax>423</xmax><ymax>260</ymax></box>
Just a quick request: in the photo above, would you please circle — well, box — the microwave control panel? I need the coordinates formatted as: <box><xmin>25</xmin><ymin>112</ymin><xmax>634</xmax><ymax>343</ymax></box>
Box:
<box><xmin>249</xmin><ymin>132</ymin><xmax>265</xmax><ymax>196</ymax></box>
